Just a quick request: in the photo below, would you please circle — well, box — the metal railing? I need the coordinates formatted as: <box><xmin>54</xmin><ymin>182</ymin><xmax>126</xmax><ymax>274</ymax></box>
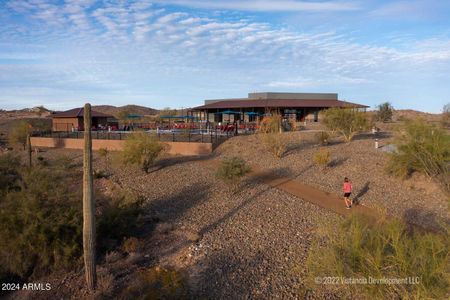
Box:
<box><xmin>31</xmin><ymin>128</ymin><xmax>253</xmax><ymax>144</ymax></box>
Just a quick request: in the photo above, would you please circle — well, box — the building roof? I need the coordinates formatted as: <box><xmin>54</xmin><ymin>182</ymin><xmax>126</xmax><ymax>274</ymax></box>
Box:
<box><xmin>51</xmin><ymin>107</ymin><xmax>115</xmax><ymax>118</ymax></box>
<box><xmin>192</xmin><ymin>99</ymin><xmax>369</xmax><ymax>110</ymax></box>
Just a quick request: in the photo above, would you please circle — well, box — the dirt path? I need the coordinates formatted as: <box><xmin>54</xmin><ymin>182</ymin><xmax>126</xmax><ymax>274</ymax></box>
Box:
<box><xmin>202</xmin><ymin>158</ymin><xmax>381</xmax><ymax>220</ymax></box>
<box><xmin>252</xmin><ymin>166</ymin><xmax>381</xmax><ymax>220</ymax></box>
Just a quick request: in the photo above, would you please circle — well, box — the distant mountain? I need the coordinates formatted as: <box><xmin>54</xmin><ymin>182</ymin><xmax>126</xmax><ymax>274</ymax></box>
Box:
<box><xmin>393</xmin><ymin>109</ymin><xmax>442</xmax><ymax>122</ymax></box>
<box><xmin>92</xmin><ymin>105</ymin><xmax>158</xmax><ymax>118</ymax></box>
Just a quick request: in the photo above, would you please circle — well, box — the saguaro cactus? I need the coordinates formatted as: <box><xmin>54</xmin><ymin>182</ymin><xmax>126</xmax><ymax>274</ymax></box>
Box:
<box><xmin>83</xmin><ymin>103</ymin><xmax>96</xmax><ymax>290</ymax></box>
<box><xmin>26</xmin><ymin>133</ymin><xmax>32</xmax><ymax>167</ymax></box>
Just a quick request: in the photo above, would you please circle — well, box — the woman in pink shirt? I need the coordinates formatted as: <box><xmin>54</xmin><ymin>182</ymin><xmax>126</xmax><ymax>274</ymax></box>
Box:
<box><xmin>343</xmin><ymin>177</ymin><xmax>352</xmax><ymax>209</ymax></box>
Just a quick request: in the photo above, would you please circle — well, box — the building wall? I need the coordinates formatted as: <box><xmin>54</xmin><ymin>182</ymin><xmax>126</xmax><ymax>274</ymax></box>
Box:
<box><xmin>52</xmin><ymin>117</ymin><xmax>80</xmax><ymax>131</ymax></box>
<box><xmin>30</xmin><ymin>137</ymin><xmax>212</xmax><ymax>156</ymax></box>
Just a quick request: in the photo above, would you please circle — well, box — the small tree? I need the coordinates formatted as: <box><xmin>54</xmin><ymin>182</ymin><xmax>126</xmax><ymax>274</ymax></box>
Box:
<box><xmin>442</xmin><ymin>103</ymin><xmax>450</xmax><ymax>128</ymax></box>
<box><xmin>263</xmin><ymin>133</ymin><xmax>288</xmax><ymax>159</ymax></box>
<box><xmin>323</xmin><ymin>108</ymin><xmax>369</xmax><ymax>142</ymax></box>
<box><xmin>386</xmin><ymin>119</ymin><xmax>450</xmax><ymax>194</ymax></box>
<box><xmin>122</xmin><ymin>132</ymin><xmax>164</xmax><ymax>173</ymax></box>
<box><xmin>376</xmin><ymin>102</ymin><xmax>394</xmax><ymax>122</ymax></box>
<box><xmin>9</xmin><ymin>121</ymin><xmax>32</xmax><ymax>149</ymax></box>
<box><xmin>259</xmin><ymin>113</ymin><xmax>282</xmax><ymax>134</ymax></box>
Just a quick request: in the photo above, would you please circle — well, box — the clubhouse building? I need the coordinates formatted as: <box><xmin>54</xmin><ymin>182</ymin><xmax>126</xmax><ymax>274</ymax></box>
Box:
<box><xmin>191</xmin><ymin>92</ymin><xmax>368</xmax><ymax>123</ymax></box>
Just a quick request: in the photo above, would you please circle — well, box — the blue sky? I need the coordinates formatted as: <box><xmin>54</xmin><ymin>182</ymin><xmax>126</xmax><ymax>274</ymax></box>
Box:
<box><xmin>1</xmin><ymin>0</ymin><xmax>450</xmax><ymax>113</ymax></box>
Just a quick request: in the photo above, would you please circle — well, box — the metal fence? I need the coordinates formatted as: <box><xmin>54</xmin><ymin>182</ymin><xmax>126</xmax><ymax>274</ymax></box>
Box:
<box><xmin>31</xmin><ymin>129</ymin><xmax>250</xmax><ymax>144</ymax></box>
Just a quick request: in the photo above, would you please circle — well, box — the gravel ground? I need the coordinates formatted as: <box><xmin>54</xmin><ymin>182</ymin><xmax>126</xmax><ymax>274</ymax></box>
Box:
<box><xmin>215</xmin><ymin>131</ymin><xmax>450</xmax><ymax>229</ymax></box>
<box><xmin>9</xmin><ymin>130</ymin><xmax>447</xmax><ymax>299</ymax></box>
<box><xmin>103</xmin><ymin>152</ymin><xmax>341</xmax><ymax>299</ymax></box>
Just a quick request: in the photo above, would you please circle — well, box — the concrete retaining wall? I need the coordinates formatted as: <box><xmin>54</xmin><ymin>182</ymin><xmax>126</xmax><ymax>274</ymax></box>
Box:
<box><xmin>30</xmin><ymin>137</ymin><xmax>212</xmax><ymax>156</ymax></box>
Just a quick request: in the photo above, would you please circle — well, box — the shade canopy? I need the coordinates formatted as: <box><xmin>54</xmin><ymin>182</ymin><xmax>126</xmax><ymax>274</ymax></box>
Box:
<box><xmin>214</xmin><ymin>110</ymin><xmax>241</xmax><ymax>114</ymax></box>
<box><xmin>160</xmin><ymin>115</ymin><xmax>197</xmax><ymax>119</ymax></box>
<box><xmin>126</xmin><ymin>114</ymin><xmax>142</xmax><ymax>119</ymax></box>
<box><xmin>245</xmin><ymin>112</ymin><xmax>259</xmax><ymax>115</ymax></box>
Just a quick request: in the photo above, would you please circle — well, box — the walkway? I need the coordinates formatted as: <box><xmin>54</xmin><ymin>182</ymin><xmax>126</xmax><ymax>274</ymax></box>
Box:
<box><xmin>202</xmin><ymin>158</ymin><xmax>381</xmax><ymax>220</ymax></box>
<box><xmin>251</xmin><ymin>166</ymin><xmax>380</xmax><ymax>220</ymax></box>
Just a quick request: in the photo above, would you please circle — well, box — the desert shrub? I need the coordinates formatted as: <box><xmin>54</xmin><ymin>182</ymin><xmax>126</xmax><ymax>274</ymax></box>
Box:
<box><xmin>306</xmin><ymin>214</ymin><xmax>450</xmax><ymax>299</ymax></box>
<box><xmin>313</xmin><ymin>149</ymin><xmax>331</xmax><ymax>167</ymax></box>
<box><xmin>9</xmin><ymin>120</ymin><xmax>32</xmax><ymax>149</ymax></box>
<box><xmin>0</xmin><ymin>166</ymin><xmax>83</xmax><ymax>282</ymax></box>
<box><xmin>323</xmin><ymin>108</ymin><xmax>369</xmax><ymax>142</ymax></box>
<box><xmin>0</xmin><ymin>153</ymin><xmax>21</xmax><ymax>196</ymax></box>
<box><xmin>259</xmin><ymin>113</ymin><xmax>282</xmax><ymax>134</ymax></box>
<box><xmin>376</xmin><ymin>102</ymin><xmax>394</xmax><ymax>122</ymax></box>
<box><xmin>216</xmin><ymin>156</ymin><xmax>251</xmax><ymax>182</ymax></box>
<box><xmin>94</xmin><ymin>169</ymin><xmax>109</xmax><ymax>179</ymax></box>
<box><xmin>0</xmin><ymin>154</ymin><xmax>144</xmax><ymax>284</ymax></box>
<box><xmin>122</xmin><ymin>267</ymin><xmax>188</xmax><ymax>299</ymax></box>
<box><xmin>122</xmin><ymin>237</ymin><xmax>141</xmax><ymax>254</ymax></box>
<box><xmin>122</xmin><ymin>132</ymin><xmax>164</xmax><ymax>173</ymax></box>
<box><xmin>442</xmin><ymin>103</ymin><xmax>450</xmax><ymax>128</ymax></box>
<box><xmin>386</xmin><ymin>119</ymin><xmax>450</xmax><ymax>194</ymax></box>
<box><xmin>263</xmin><ymin>133</ymin><xmax>289</xmax><ymax>159</ymax></box>
<box><xmin>97</xmin><ymin>190</ymin><xmax>143</xmax><ymax>253</ymax></box>
<box><xmin>95</xmin><ymin>272</ymin><xmax>115</xmax><ymax>298</ymax></box>
<box><xmin>314</xmin><ymin>131</ymin><xmax>330</xmax><ymax>145</ymax></box>
<box><xmin>288</xmin><ymin>118</ymin><xmax>298</xmax><ymax>131</ymax></box>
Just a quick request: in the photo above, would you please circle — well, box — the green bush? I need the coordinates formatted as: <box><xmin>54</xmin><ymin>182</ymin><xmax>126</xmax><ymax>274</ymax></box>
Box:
<box><xmin>0</xmin><ymin>166</ymin><xmax>83</xmax><ymax>282</ymax></box>
<box><xmin>313</xmin><ymin>149</ymin><xmax>331</xmax><ymax>167</ymax></box>
<box><xmin>376</xmin><ymin>102</ymin><xmax>394</xmax><ymax>122</ymax></box>
<box><xmin>0</xmin><ymin>153</ymin><xmax>21</xmax><ymax>196</ymax></box>
<box><xmin>323</xmin><ymin>108</ymin><xmax>369</xmax><ymax>142</ymax></box>
<box><xmin>9</xmin><ymin>120</ymin><xmax>32</xmax><ymax>149</ymax></box>
<box><xmin>216</xmin><ymin>156</ymin><xmax>251</xmax><ymax>182</ymax></box>
<box><xmin>122</xmin><ymin>267</ymin><xmax>188</xmax><ymax>300</ymax></box>
<box><xmin>314</xmin><ymin>131</ymin><xmax>330</xmax><ymax>145</ymax></box>
<box><xmin>386</xmin><ymin>119</ymin><xmax>450</xmax><ymax>194</ymax></box>
<box><xmin>122</xmin><ymin>132</ymin><xmax>164</xmax><ymax>173</ymax></box>
<box><xmin>96</xmin><ymin>190</ymin><xmax>143</xmax><ymax>254</ymax></box>
<box><xmin>0</xmin><ymin>154</ymin><xmax>144</xmax><ymax>284</ymax></box>
<box><xmin>306</xmin><ymin>214</ymin><xmax>450</xmax><ymax>299</ymax></box>
<box><xmin>262</xmin><ymin>133</ymin><xmax>289</xmax><ymax>159</ymax></box>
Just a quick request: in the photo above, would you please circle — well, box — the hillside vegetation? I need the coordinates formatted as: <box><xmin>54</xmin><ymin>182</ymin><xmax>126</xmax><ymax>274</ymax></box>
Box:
<box><xmin>93</xmin><ymin>105</ymin><xmax>158</xmax><ymax>118</ymax></box>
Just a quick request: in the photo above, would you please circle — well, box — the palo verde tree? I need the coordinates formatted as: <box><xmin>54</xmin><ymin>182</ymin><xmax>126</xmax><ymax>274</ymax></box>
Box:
<box><xmin>122</xmin><ymin>132</ymin><xmax>164</xmax><ymax>173</ymax></box>
<box><xmin>9</xmin><ymin>120</ymin><xmax>32</xmax><ymax>149</ymax></box>
<box><xmin>376</xmin><ymin>102</ymin><xmax>394</xmax><ymax>122</ymax></box>
<box><xmin>386</xmin><ymin>119</ymin><xmax>450</xmax><ymax>194</ymax></box>
<box><xmin>323</xmin><ymin>108</ymin><xmax>369</xmax><ymax>142</ymax></box>
<box><xmin>83</xmin><ymin>103</ymin><xmax>96</xmax><ymax>290</ymax></box>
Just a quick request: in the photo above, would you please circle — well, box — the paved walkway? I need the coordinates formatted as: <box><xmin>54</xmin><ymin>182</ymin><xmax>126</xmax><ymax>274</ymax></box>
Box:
<box><xmin>202</xmin><ymin>158</ymin><xmax>381</xmax><ymax>220</ymax></box>
<box><xmin>251</xmin><ymin>166</ymin><xmax>380</xmax><ymax>220</ymax></box>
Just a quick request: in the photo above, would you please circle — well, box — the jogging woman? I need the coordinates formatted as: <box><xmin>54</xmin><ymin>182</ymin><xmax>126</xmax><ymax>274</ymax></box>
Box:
<box><xmin>343</xmin><ymin>177</ymin><xmax>352</xmax><ymax>209</ymax></box>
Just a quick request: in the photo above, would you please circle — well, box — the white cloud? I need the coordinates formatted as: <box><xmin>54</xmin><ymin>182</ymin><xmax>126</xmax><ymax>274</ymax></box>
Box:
<box><xmin>2</xmin><ymin>0</ymin><xmax>450</xmax><ymax>112</ymax></box>
<box><xmin>151</xmin><ymin>0</ymin><xmax>361</xmax><ymax>12</ymax></box>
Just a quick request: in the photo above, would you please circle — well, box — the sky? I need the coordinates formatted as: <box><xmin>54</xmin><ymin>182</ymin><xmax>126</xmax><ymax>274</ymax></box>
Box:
<box><xmin>0</xmin><ymin>0</ymin><xmax>450</xmax><ymax>113</ymax></box>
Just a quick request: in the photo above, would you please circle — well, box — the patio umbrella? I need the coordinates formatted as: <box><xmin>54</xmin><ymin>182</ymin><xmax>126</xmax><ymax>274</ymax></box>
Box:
<box><xmin>214</xmin><ymin>110</ymin><xmax>241</xmax><ymax>114</ymax></box>
<box><xmin>245</xmin><ymin>112</ymin><xmax>259</xmax><ymax>116</ymax></box>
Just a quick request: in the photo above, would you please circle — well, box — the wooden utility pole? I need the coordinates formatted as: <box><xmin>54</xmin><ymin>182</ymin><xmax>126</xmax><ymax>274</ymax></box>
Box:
<box><xmin>83</xmin><ymin>103</ymin><xmax>96</xmax><ymax>290</ymax></box>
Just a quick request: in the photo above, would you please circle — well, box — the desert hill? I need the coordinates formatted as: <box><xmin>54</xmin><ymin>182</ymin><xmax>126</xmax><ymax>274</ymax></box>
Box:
<box><xmin>93</xmin><ymin>105</ymin><xmax>158</xmax><ymax>117</ymax></box>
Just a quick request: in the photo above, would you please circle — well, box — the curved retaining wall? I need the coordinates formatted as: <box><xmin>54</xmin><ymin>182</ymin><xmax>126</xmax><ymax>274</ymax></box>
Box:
<box><xmin>30</xmin><ymin>137</ymin><xmax>212</xmax><ymax>156</ymax></box>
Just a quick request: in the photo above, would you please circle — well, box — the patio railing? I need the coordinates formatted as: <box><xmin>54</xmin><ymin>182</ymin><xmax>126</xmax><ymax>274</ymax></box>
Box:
<box><xmin>31</xmin><ymin>128</ymin><xmax>254</xmax><ymax>144</ymax></box>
